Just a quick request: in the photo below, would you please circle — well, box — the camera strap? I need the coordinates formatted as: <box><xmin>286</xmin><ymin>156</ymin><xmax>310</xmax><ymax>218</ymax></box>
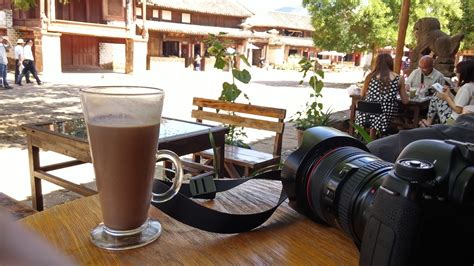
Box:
<box><xmin>151</xmin><ymin>170</ymin><xmax>288</xmax><ymax>234</ymax></box>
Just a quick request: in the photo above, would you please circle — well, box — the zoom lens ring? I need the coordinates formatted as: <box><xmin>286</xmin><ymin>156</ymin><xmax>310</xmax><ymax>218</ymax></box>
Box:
<box><xmin>337</xmin><ymin>160</ymin><xmax>392</xmax><ymax>242</ymax></box>
<box><xmin>308</xmin><ymin>147</ymin><xmax>367</xmax><ymax>221</ymax></box>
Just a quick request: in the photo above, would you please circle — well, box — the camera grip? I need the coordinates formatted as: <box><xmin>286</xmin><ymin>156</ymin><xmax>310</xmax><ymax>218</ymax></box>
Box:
<box><xmin>359</xmin><ymin>185</ymin><xmax>421</xmax><ymax>266</ymax></box>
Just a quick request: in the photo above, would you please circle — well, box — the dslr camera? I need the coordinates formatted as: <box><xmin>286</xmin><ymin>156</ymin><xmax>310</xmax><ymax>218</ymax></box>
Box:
<box><xmin>281</xmin><ymin>127</ymin><xmax>474</xmax><ymax>265</ymax></box>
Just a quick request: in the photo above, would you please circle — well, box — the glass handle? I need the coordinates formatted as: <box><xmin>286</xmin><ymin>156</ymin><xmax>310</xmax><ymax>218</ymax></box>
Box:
<box><xmin>152</xmin><ymin>150</ymin><xmax>183</xmax><ymax>203</ymax></box>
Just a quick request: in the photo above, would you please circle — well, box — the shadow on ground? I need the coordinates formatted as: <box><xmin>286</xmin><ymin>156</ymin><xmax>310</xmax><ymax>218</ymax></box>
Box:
<box><xmin>0</xmin><ymin>83</ymin><xmax>86</xmax><ymax>149</ymax></box>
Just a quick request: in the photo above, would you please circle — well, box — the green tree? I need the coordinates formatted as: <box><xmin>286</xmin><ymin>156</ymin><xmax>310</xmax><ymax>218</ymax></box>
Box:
<box><xmin>12</xmin><ymin>0</ymin><xmax>35</xmax><ymax>10</ymax></box>
<box><xmin>13</xmin><ymin>0</ymin><xmax>70</xmax><ymax>10</ymax></box>
<box><xmin>447</xmin><ymin>0</ymin><xmax>474</xmax><ymax>49</ymax></box>
<box><xmin>303</xmin><ymin>0</ymin><xmax>466</xmax><ymax>54</ymax></box>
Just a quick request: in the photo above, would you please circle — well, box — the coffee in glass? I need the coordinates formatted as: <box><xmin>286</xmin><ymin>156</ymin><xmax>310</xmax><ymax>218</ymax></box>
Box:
<box><xmin>80</xmin><ymin>86</ymin><xmax>184</xmax><ymax>250</ymax></box>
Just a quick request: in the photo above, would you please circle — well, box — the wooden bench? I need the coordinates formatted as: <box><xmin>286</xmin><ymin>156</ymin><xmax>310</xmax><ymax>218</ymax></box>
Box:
<box><xmin>0</xmin><ymin>192</ymin><xmax>37</xmax><ymax>220</ymax></box>
<box><xmin>191</xmin><ymin>97</ymin><xmax>286</xmax><ymax>178</ymax></box>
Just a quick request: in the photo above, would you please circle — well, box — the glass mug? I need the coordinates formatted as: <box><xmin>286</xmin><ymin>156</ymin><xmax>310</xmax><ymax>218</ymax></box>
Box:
<box><xmin>80</xmin><ymin>86</ymin><xmax>183</xmax><ymax>250</ymax></box>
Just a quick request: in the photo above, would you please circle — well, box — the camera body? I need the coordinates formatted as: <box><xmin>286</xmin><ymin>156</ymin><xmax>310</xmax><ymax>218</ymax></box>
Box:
<box><xmin>282</xmin><ymin>127</ymin><xmax>474</xmax><ymax>265</ymax></box>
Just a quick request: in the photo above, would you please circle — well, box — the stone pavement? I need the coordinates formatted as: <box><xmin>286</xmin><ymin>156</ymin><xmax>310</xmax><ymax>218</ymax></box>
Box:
<box><xmin>0</xmin><ymin>67</ymin><xmax>363</xmax><ymax>209</ymax></box>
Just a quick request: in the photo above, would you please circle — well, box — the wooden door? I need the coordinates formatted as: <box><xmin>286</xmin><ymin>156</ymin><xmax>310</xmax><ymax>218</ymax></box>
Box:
<box><xmin>61</xmin><ymin>35</ymin><xmax>98</xmax><ymax>69</ymax></box>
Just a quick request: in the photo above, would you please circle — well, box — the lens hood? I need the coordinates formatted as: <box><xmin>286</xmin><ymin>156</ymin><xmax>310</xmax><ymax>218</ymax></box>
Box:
<box><xmin>281</xmin><ymin>127</ymin><xmax>368</xmax><ymax>203</ymax></box>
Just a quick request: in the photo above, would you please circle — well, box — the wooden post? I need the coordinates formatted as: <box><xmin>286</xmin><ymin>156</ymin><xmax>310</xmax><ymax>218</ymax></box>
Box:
<box><xmin>39</xmin><ymin>0</ymin><xmax>45</xmax><ymax>29</ymax></box>
<box><xmin>142</xmin><ymin>0</ymin><xmax>148</xmax><ymax>38</ymax></box>
<box><xmin>394</xmin><ymin>0</ymin><xmax>410</xmax><ymax>74</ymax></box>
<box><xmin>49</xmin><ymin>0</ymin><xmax>55</xmax><ymax>21</ymax></box>
<box><xmin>125</xmin><ymin>38</ymin><xmax>134</xmax><ymax>74</ymax></box>
<box><xmin>85</xmin><ymin>0</ymin><xmax>90</xmax><ymax>22</ymax></box>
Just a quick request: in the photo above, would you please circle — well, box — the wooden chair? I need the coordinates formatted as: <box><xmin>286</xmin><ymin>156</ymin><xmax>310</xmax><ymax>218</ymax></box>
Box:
<box><xmin>191</xmin><ymin>97</ymin><xmax>286</xmax><ymax>178</ymax></box>
<box><xmin>356</xmin><ymin>101</ymin><xmax>383</xmax><ymax>140</ymax></box>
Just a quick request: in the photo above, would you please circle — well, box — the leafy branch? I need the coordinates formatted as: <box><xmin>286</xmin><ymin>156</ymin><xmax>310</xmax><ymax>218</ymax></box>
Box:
<box><xmin>204</xmin><ymin>33</ymin><xmax>251</xmax><ymax>103</ymax></box>
<box><xmin>204</xmin><ymin>33</ymin><xmax>252</xmax><ymax>148</ymax></box>
<box><xmin>290</xmin><ymin>57</ymin><xmax>332</xmax><ymax>130</ymax></box>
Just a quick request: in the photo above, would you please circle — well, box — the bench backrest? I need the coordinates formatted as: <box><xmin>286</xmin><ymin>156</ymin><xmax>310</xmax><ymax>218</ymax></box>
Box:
<box><xmin>191</xmin><ymin>97</ymin><xmax>286</xmax><ymax>156</ymax></box>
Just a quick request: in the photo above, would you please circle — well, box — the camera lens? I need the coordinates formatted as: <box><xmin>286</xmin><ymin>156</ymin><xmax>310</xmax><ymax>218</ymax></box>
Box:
<box><xmin>304</xmin><ymin>146</ymin><xmax>393</xmax><ymax>245</ymax></box>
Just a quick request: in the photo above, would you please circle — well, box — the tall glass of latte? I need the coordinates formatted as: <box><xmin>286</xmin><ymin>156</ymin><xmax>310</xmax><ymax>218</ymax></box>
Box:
<box><xmin>80</xmin><ymin>86</ymin><xmax>184</xmax><ymax>250</ymax></box>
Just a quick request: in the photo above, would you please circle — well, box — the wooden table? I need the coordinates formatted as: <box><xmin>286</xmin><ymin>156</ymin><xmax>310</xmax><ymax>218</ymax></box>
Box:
<box><xmin>349</xmin><ymin>94</ymin><xmax>430</xmax><ymax>135</ymax></box>
<box><xmin>20</xmin><ymin>180</ymin><xmax>359</xmax><ymax>265</ymax></box>
<box><xmin>22</xmin><ymin>117</ymin><xmax>228</xmax><ymax>211</ymax></box>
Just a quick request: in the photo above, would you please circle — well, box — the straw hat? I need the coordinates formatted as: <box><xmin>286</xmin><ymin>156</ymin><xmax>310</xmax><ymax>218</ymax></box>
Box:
<box><xmin>16</xmin><ymin>38</ymin><xmax>25</xmax><ymax>44</ymax></box>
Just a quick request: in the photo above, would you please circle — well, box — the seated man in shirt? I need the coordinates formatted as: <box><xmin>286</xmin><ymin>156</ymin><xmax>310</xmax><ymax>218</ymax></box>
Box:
<box><xmin>407</xmin><ymin>55</ymin><xmax>450</xmax><ymax>125</ymax></box>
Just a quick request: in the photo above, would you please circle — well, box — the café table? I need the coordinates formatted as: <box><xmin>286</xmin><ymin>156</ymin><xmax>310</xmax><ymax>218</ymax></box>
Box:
<box><xmin>21</xmin><ymin>117</ymin><xmax>228</xmax><ymax>211</ymax></box>
<box><xmin>348</xmin><ymin>94</ymin><xmax>430</xmax><ymax>135</ymax></box>
<box><xmin>20</xmin><ymin>179</ymin><xmax>359</xmax><ymax>265</ymax></box>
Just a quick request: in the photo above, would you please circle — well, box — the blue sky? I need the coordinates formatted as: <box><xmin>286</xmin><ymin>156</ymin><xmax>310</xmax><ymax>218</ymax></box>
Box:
<box><xmin>235</xmin><ymin>0</ymin><xmax>307</xmax><ymax>14</ymax></box>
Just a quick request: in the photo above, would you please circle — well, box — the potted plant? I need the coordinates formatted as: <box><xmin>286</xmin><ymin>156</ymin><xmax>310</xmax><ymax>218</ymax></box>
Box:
<box><xmin>204</xmin><ymin>33</ymin><xmax>252</xmax><ymax>148</ymax></box>
<box><xmin>290</xmin><ymin>57</ymin><xmax>333</xmax><ymax>146</ymax></box>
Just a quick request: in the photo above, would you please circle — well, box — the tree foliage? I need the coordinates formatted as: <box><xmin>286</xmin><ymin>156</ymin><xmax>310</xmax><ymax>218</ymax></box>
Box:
<box><xmin>13</xmin><ymin>0</ymin><xmax>70</xmax><ymax>10</ymax></box>
<box><xmin>303</xmin><ymin>0</ymin><xmax>469</xmax><ymax>53</ymax></box>
<box><xmin>13</xmin><ymin>0</ymin><xmax>35</xmax><ymax>10</ymax></box>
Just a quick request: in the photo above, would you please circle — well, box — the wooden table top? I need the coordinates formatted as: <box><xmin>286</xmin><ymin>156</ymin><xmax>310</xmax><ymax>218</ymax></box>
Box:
<box><xmin>21</xmin><ymin>180</ymin><xmax>359</xmax><ymax>265</ymax></box>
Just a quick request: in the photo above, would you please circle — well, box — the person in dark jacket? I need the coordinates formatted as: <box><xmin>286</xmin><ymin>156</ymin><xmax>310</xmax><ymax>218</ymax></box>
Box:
<box><xmin>367</xmin><ymin>112</ymin><xmax>474</xmax><ymax>163</ymax></box>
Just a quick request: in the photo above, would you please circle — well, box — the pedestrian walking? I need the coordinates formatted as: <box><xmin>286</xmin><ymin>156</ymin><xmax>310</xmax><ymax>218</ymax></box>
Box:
<box><xmin>16</xmin><ymin>39</ymin><xmax>42</xmax><ymax>86</ymax></box>
<box><xmin>0</xmin><ymin>36</ymin><xmax>12</xmax><ymax>90</ymax></box>
<box><xmin>14</xmin><ymin>38</ymin><xmax>31</xmax><ymax>85</ymax></box>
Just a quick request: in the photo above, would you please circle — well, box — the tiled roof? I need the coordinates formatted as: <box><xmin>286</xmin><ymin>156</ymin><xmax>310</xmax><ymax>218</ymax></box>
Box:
<box><xmin>243</xmin><ymin>11</ymin><xmax>314</xmax><ymax>32</ymax></box>
<box><xmin>270</xmin><ymin>36</ymin><xmax>315</xmax><ymax>47</ymax></box>
<box><xmin>144</xmin><ymin>0</ymin><xmax>253</xmax><ymax>18</ymax></box>
<box><xmin>138</xmin><ymin>20</ymin><xmax>254</xmax><ymax>39</ymax></box>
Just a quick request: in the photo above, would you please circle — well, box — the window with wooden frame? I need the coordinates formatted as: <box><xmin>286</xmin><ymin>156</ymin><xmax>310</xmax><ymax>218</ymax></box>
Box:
<box><xmin>182</xmin><ymin>13</ymin><xmax>190</xmax><ymax>23</ymax></box>
<box><xmin>102</xmin><ymin>0</ymin><xmax>124</xmax><ymax>21</ymax></box>
<box><xmin>152</xmin><ymin>9</ymin><xmax>159</xmax><ymax>19</ymax></box>
<box><xmin>136</xmin><ymin>7</ymin><xmax>142</xmax><ymax>18</ymax></box>
<box><xmin>162</xmin><ymin>10</ymin><xmax>171</xmax><ymax>20</ymax></box>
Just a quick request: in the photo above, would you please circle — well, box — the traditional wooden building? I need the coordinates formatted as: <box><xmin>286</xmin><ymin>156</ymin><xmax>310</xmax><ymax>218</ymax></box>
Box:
<box><xmin>3</xmin><ymin>0</ymin><xmax>146</xmax><ymax>78</ymax></box>
<box><xmin>242</xmin><ymin>11</ymin><xmax>316</xmax><ymax>66</ymax></box>
<box><xmin>1</xmin><ymin>0</ymin><xmax>316</xmax><ymax>75</ymax></box>
<box><xmin>136</xmin><ymin>0</ymin><xmax>254</xmax><ymax>70</ymax></box>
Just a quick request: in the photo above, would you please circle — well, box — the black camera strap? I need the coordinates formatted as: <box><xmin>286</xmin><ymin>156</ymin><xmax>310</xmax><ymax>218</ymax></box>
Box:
<box><xmin>151</xmin><ymin>170</ymin><xmax>288</xmax><ymax>234</ymax></box>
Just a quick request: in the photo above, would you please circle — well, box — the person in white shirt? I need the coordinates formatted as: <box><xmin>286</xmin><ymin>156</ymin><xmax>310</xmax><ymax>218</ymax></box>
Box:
<box><xmin>0</xmin><ymin>36</ymin><xmax>12</xmax><ymax>90</ymax></box>
<box><xmin>14</xmin><ymin>38</ymin><xmax>30</xmax><ymax>85</ymax></box>
<box><xmin>407</xmin><ymin>56</ymin><xmax>449</xmax><ymax>126</ymax></box>
<box><xmin>437</xmin><ymin>60</ymin><xmax>474</xmax><ymax>121</ymax></box>
<box><xmin>16</xmin><ymin>39</ymin><xmax>41</xmax><ymax>85</ymax></box>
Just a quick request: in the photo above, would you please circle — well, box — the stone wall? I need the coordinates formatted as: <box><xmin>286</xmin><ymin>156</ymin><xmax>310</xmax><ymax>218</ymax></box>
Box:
<box><xmin>99</xmin><ymin>42</ymin><xmax>126</xmax><ymax>71</ymax></box>
<box><xmin>41</xmin><ymin>33</ymin><xmax>61</xmax><ymax>80</ymax></box>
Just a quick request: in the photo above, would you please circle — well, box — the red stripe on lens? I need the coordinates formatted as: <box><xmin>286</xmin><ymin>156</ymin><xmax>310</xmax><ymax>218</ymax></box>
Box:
<box><xmin>306</xmin><ymin>148</ymin><xmax>339</xmax><ymax>211</ymax></box>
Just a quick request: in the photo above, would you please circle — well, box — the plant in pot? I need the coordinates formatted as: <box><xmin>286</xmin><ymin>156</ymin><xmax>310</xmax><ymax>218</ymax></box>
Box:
<box><xmin>204</xmin><ymin>33</ymin><xmax>252</xmax><ymax>148</ymax></box>
<box><xmin>290</xmin><ymin>57</ymin><xmax>333</xmax><ymax>146</ymax></box>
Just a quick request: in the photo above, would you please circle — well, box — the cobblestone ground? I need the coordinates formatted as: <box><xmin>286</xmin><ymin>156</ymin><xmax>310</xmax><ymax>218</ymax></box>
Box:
<box><xmin>0</xmin><ymin>67</ymin><xmax>364</xmax><ymax>209</ymax></box>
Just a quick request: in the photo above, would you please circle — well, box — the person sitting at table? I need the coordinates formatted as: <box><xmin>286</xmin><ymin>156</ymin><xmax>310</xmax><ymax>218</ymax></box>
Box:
<box><xmin>420</xmin><ymin>60</ymin><xmax>474</xmax><ymax>126</ymax></box>
<box><xmin>407</xmin><ymin>55</ymin><xmax>448</xmax><ymax>126</ymax></box>
<box><xmin>406</xmin><ymin>55</ymin><xmax>445</xmax><ymax>97</ymax></box>
<box><xmin>367</xmin><ymin>112</ymin><xmax>474</xmax><ymax>163</ymax></box>
<box><xmin>355</xmin><ymin>53</ymin><xmax>409</xmax><ymax>136</ymax></box>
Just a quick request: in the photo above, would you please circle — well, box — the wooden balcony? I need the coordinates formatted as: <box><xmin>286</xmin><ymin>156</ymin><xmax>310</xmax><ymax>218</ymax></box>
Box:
<box><xmin>47</xmin><ymin>20</ymin><xmax>131</xmax><ymax>38</ymax></box>
<box><xmin>13</xmin><ymin>18</ymin><xmax>42</xmax><ymax>29</ymax></box>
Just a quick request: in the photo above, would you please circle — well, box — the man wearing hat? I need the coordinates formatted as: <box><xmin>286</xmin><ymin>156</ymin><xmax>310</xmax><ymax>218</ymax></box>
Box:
<box><xmin>17</xmin><ymin>39</ymin><xmax>41</xmax><ymax>86</ymax></box>
<box><xmin>14</xmin><ymin>38</ymin><xmax>30</xmax><ymax>85</ymax></box>
<box><xmin>0</xmin><ymin>36</ymin><xmax>12</xmax><ymax>90</ymax></box>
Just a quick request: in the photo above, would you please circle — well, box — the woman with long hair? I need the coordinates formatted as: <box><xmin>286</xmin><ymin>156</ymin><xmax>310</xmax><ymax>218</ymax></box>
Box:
<box><xmin>355</xmin><ymin>53</ymin><xmax>409</xmax><ymax>136</ymax></box>
<box><xmin>435</xmin><ymin>60</ymin><xmax>474</xmax><ymax>121</ymax></box>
